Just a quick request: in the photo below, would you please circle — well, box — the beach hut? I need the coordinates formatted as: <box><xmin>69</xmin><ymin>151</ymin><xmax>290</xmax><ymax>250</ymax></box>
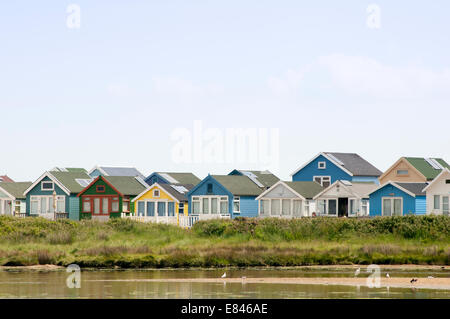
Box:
<box><xmin>255</xmin><ymin>181</ymin><xmax>323</xmax><ymax>218</ymax></box>
<box><xmin>77</xmin><ymin>175</ymin><xmax>148</xmax><ymax>221</ymax></box>
<box><xmin>368</xmin><ymin>182</ymin><xmax>428</xmax><ymax>216</ymax></box>
<box><xmin>23</xmin><ymin>170</ymin><xmax>92</xmax><ymax>220</ymax></box>
<box><xmin>378</xmin><ymin>157</ymin><xmax>449</xmax><ymax>185</ymax></box>
<box><xmin>313</xmin><ymin>181</ymin><xmax>377</xmax><ymax>217</ymax></box>
<box><xmin>290</xmin><ymin>152</ymin><xmax>382</xmax><ymax>187</ymax></box>
<box><xmin>132</xmin><ymin>182</ymin><xmax>194</xmax><ymax>225</ymax></box>
<box><xmin>422</xmin><ymin>168</ymin><xmax>450</xmax><ymax>215</ymax></box>
<box><xmin>0</xmin><ymin>181</ymin><xmax>32</xmax><ymax>216</ymax></box>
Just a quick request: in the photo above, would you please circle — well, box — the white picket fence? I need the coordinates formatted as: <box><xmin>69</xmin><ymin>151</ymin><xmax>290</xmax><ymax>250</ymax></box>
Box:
<box><xmin>124</xmin><ymin>215</ymin><xmax>179</xmax><ymax>226</ymax></box>
<box><xmin>179</xmin><ymin>214</ymin><xmax>231</xmax><ymax>228</ymax></box>
<box><xmin>124</xmin><ymin>214</ymin><xmax>231</xmax><ymax>228</ymax></box>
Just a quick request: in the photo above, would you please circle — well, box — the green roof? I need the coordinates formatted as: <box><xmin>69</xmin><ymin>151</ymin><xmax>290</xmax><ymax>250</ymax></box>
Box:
<box><xmin>103</xmin><ymin>176</ymin><xmax>147</xmax><ymax>196</ymax></box>
<box><xmin>0</xmin><ymin>182</ymin><xmax>32</xmax><ymax>199</ymax></box>
<box><xmin>404</xmin><ymin>157</ymin><xmax>450</xmax><ymax>180</ymax></box>
<box><xmin>284</xmin><ymin>181</ymin><xmax>324</xmax><ymax>199</ymax></box>
<box><xmin>50</xmin><ymin>171</ymin><xmax>92</xmax><ymax>193</ymax></box>
<box><xmin>211</xmin><ymin>175</ymin><xmax>263</xmax><ymax>196</ymax></box>
<box><xmin>230</xmin><ymin>170</ymin><xmax>280</xmax><ymax>188</ymax></box>
<box><xmin>51</xmin><ymin>167</ymin><xmax>87</xmax><ymax>173</ymax></box>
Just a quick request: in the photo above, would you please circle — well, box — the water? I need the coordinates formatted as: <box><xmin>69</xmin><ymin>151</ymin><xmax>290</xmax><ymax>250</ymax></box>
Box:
<box><xmin>0</xmin><ymin>268</ymin><xmax>448</xmax><ymax>299</ymax></box>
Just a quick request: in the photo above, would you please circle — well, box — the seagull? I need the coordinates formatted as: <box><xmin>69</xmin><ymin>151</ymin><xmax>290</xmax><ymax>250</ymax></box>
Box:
<box><xmin>386</xmin><ymin>273</ymin><xmax>390</xmax><ymax>278</ymax></box>
<box><xmin>354</xmin><ymin>268</ymin><xmax>360</xmax><ymax>277</ymax></box>
<box><xmin>221</xmin><ymin>272</ymin><xmax>227</xmax><ymax>278</ymax></box>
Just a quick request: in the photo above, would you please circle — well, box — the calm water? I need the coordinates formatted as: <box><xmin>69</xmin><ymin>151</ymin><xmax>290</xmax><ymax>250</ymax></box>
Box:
<box><xmin>0</xmin><ymin>268</ymin><xmax>448</xmax><ymax>299</ymax></box>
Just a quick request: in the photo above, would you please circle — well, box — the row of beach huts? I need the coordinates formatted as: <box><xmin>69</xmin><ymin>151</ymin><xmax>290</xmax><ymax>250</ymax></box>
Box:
<box><xmin>0</xmin><ymin>152</ymin><xmax>449</xmax><ymax>227</ymax></box>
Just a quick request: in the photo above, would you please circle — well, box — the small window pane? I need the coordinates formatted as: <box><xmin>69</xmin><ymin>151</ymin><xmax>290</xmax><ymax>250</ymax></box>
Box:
<box><xmin>211</xmin><ymin>198</ymin><xmax>218</xmax><ymax>214</ymax></box>
<box><xmin>271</xmin><ymin>199</ymin><xmax>280</xmax><ymax>215</ymax></box>
<box><xmin>328</xmin><ymin>199</ymin><xmax>337</xmax><ymax>215</ymax></box>
<box><xmin>202</xmin><ymin>198</ymin><xmax>209</xmax><ymax>214</ymax></box>
<box><xmin>434</xmin><ymin>195</ymin><xmax>440</xmax><ymax>210</ymax></box>
<box><xmin>282</xmin><ymin>199</ymin><xmax>291</xmax><ymax>215</ymax></box>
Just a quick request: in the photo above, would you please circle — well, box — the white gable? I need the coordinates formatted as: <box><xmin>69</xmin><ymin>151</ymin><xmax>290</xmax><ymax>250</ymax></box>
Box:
<box><xmin>259</xmin><ymin>183</ymin><xmax>298</xmax><ymax>199</ymax></box>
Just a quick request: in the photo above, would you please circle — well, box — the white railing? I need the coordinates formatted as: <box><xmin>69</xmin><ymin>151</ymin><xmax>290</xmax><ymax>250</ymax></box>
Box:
<box><xmin>125</xmin><ymin>215</ymin><xmax>178</xmax><ymax>225</ymax></box>
<box><xmin>179</xmin><ymin>214</ymin><xmax>231</xmax><ymax>228</ymax></box>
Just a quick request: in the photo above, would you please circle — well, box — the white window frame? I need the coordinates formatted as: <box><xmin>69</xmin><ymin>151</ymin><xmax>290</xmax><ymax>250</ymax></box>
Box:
<box><xmin>153</xmin><ymin>189</ymin><xmax>160</xmax><ymax>198</ymax></box>
<box><xmin>233</xmin><ymin>196</ymin><xmax>240</xmax><ymax>213</ymax></box>
<box><xmin>318</xmin><ymin>161</ymin><xmax>326</xmax><ymax>169</ymax></box>
<box><xmin>313</xmin><ymin>176</ymin><xmax>331</xmax><ymax>187</ymax></box>
<box><xmin>382</xmin><ymin>197</ymin><xmax>403</xmax><ymax>216</ymax></box>
<box><xmin>41</xmin><ymin>181</ymin><xmax>54</xmax><ymax>191</ymax></box>
<box><xmin>30</xmin><ymin>195</ymin><xmax>65</xmax><ymax>214</ymax></box>
<box><xmin>192</xmin><ymin>196</ymin><xmax>229</xmax><ymax>215</ymax></box>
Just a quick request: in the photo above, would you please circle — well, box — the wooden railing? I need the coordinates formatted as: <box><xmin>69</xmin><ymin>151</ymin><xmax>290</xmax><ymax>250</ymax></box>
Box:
<box><xmin>124</xmin><ymin>215</ymin><xmax>178</xmax><ymax>225</ymax></box>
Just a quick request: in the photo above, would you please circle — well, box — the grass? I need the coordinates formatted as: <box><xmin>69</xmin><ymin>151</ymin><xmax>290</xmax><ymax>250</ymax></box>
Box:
<box><xmin>0</xmin><ymin>215</ymin><xmax>448</xmax><ymax>268</ymax></box>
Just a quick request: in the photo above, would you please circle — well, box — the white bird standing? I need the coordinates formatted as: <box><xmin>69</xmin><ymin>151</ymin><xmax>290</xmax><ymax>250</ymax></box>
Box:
<box><xmin>354</xmin><ymin>268</ymin><xmax>360</xmax><ymax>277</ymax></box>
<box><xmin>221</xmin><ymin>272</ymin><xmax>227</xmax><ymax>278</ymax></box>
<box><xmin>386</xmin><ymin>273</ymin><xmax>390</xmax><ymax>278</ymax></box>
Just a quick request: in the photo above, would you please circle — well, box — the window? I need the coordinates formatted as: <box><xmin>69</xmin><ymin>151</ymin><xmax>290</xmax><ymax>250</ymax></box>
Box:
<box><xmin>271</xmin><ymin>199</ymin><xmax>280</xmax><ymax>215</ymax></box>
<box><xmin>211</xmin><ymin>198</ymin><xmax>218</xmax><ymax>214</ymax></box>
<box><xmin>31</xmin><ymin>197</ymin><xmax>39</xmax><ymax>215</ymax></box>
<box><xmin>56</xmin><ymin>196</ymin><xmax>65</xmax><ymax>212</ymax></box>
<box><xmin>349</xmin><ymin>199</ymin><xmax>357</xmax><ymax>216</ymax></box>
<box><xmin>446</xmin><ymin>180</ymin><xmax>450</xmax><ymax>184</ymax></box>
<box><xmin>153</xmin><ymin>189</ymin><xmax>160</xmax><ymax>197</ymax></box>
<box><xmin>102</xmin><ymin>198</ymin><xmax>109</xmax><ymax>214</ymax></box>
<box><xmin>361</xmin><ymin>200</ymin><xmax>369</xmax><ymax>216</ymax></box>
<box><xmin>293</xmin><ymin>200</ymin><xmax>302</xmax><ymax>217</ymax></box>
<box><xmin>220</xmin><ymin>197</ymin><xmax>228</xmax><ymax>214</ymax></box>
<box><xmin>168</xmin><ymin>202</ymin><xmax>175</xmax><ymax>216</ymax></box>
<box><xmin>282</xmin><ymin>199</ymin><xmax>291</xmax><ymax>215</ymax></box>
<box><xmin>314</xmin><ymin>176</ymin><xmax>331</xmax><ymax>187</ymax></box>
<box><xmin>397</xmin><ymin>170</ymin><xmax>409</xmax><ymax>176</ymax></box>
<box><xmin>202</xmin><ymin>198</ymin><xmax>209</xmax><ymax>214</ymax></box>
<box><xmin>30</xmin><ymin>195</ymin><xmax>65</xmax><ymax>215</ymax></box>
<box><xmin>383</xmin><ymin>197</ymin><xmax>402</xmax><ymax>216</ymax></box>
<box><xmin>157</xmin><ymin>202</ymin><xmax>166</xmax><ymax>216</ymax></box>
<box><xmin>111</xmin><ymin>197</ymin><xmax>119</xmax><ymax>212</ymax></box>
<box><xmin>147</xmin><ymin>202</ymin><xmax>155</xmax><ymax>216</ymax></box>
<box><xmin>207</xmin><ymin>183</ymin><xmax>213</xmax><ymax>193</ymax></box>
<box><xmin>41</xmin><ymin>181</ymin><xmax>54</xmax><ymax>191</ymax></box>
<box><xmin>328</xmin><ymin>199</ymin><xmax>337</xmax><ymax>215</ymax></box>
<box><xmin>123</xmin><ymin>200</ymin><xmax>130</xmax><ymax>212</ymax></box>
<box><xmin>304</xmin><ymin>200</ymin><xmax>310</xmax><ymax>216</ymax></box>
<box><xmin>233</xmin><ymin>196</ymin><xmax>240</xmax><ymax>213</ymax></box>
<box><xmin>178</xmin><ymin>202</ymin><xmax>184</xmax><ymax>215</ymax></box>
<box><xmin>318</xmin><ymin>200</ymin><xmax>326</xmax><ymax>215</ymax></box>
<box><xmin>443</xmin><ymin>197</ymin><xmax>449</xmax><ymax>216</ymax></box>
<box><xmin>318</xmin><ymin>162</ymin><xmax>326</xmax><ymax>169</ymax></box>
<box><xmin>192</xmin><ymin>197</ymin><xmax>200</xmax><ymax>214</ymax></box>
<box><xmin>137</xmin><ymin>202</ymin><xmax>145</xmax><ymax>216</ymax></box>
<box><xmin>96</xmin><ymin>185</ymin><xmax>105</xmax><ymax>193</ymax></box>
<box><xmin>260</xmin><ymin>199</ymin><xmax>269</xmax><ymax>216</ymax></box>
<box><xmin>434</xmin><ymin>195</ymin><xmax>441</xmax><ymax>210</ymax></box>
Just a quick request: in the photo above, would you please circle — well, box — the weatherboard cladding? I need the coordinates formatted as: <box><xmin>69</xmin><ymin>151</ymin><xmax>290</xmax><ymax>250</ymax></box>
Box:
<box><xmin>292</xmin><ymin>154</ymin><xmax>352</xmax><ymax>183</ymax></box>
<box><xmin>404</xmin><ymin>157</ymin><xmax>450</xmax><ymax>180</ymax></box>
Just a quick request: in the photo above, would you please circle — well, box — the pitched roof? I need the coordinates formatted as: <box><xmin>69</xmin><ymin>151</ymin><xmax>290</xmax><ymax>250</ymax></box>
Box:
<box><xmin>326</xmin><ymin>152</ymin><xmax>382</xmax><ymax>176</ymax></box>
<box><xmin>395</xmin><ymin>182</ymin><xmax>428</xmax><ymax>196</ymax></box>
<box><xmin>159</xmin><ymin>183</ymin><xmax>195</xmax><ymax>202</ymax></box>
<box><xmin>90</xmin><ymin>166</ymin><xmax>146</xmax><ymax>180</ymax></box>
<box><xmin>211</xmin><ymin>175</ymin><xmax>263</xmax><ymax>196</ymax></box>
<box><xmin>155</xmin><ymin>172</ymin><xmax>201</xmax><ymax>185</ymax></box>
<box><xmin>230</xmin><ymin>170</ymin><xmax>280</xmax><ymax>188</ymax></box>
<box><xmin>51</xmin><ymin>167</ymin><xmax>87</xmax><ymax>173</ymax></box>
<box><xmin>50</xmin><ymin>171</ymin><xmax>93</xmax><ymax>193</ymax></box>
<box><xmin>404</xmin><ymin>157</ymin><xmax>450</xmax><ymax>180</ymax></box>
<box><xmin>0</xmin><ymin>182</ymin><xmax>32</xmax><ymax>199</ymax></box>
<box><xmin>102</xmin><ymin>176</ymin><xmax>148</xmax><ymax>196</ymax></box>
<box><xmin>0</xmin><ymin>175</ymin><xmax>14</xmax><ymax>183</ymax></box>
<box><xmin>284</xmin><ymin>181</ymin><xmax>324</xmax><ymax>199</ymax></box>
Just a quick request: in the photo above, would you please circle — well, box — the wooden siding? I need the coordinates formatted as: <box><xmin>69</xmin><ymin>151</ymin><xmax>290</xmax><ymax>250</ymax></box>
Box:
<box><xmin>292</xmin><ymin>154</ymin><xmax>352</xmax><ymax>183</ymax></box>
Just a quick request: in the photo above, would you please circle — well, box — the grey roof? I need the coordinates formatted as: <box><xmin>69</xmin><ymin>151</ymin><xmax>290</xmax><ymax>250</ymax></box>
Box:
<box><xmin>99</xmin><ymin>167</ymin><xmax>145</xmax><ymax>180</ymax></box>
<box><xmin>327</xmin><ymin>152</ymin><xmax>382</xmax><ymax>177</ymax></box>
<box><xmin>396</xmin><ymin>183</ymin><xmax>428</xmax><ymax>196</ymax></box>
<box><xmin>284</xmin><ymin>181</ymin><xmax>324</xmax><ymax>199</ymax></box>
<box><xmin>159</xmin><ymin>183</ymin><xmax>195</xmax><ymax>202</ymax></box>
<box><xmin>211</xmin><ymin>175</ymin><xmax>263</xmax><ymax>196</ymax></box>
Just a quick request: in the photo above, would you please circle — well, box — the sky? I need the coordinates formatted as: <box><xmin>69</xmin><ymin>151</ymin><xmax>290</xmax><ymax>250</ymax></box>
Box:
<box><xmin>1</xmin><ymin>1</ymin><xmax>449</xmax><ymax>182</ymax></box>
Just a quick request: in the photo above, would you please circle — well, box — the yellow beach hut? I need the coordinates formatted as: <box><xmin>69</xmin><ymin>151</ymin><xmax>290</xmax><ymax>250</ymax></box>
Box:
<box><xmin>131</xmin><ymin>182</ymin><xmax>194</xmax><ymax>225</ymax></box>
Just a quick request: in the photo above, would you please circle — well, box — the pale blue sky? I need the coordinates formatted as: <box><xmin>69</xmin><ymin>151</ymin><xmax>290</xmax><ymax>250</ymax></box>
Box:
<box><xmin>1</xmin><ymin>1</ymin><xmax>449</xmax><ymax>181</ymax></box>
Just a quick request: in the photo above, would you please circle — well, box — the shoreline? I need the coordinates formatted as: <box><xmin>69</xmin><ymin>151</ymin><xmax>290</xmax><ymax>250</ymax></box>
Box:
<box><xmin>0</xmin><ymin>264</ymin><xmax>448</xmax><ymax>271</ymax></box>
